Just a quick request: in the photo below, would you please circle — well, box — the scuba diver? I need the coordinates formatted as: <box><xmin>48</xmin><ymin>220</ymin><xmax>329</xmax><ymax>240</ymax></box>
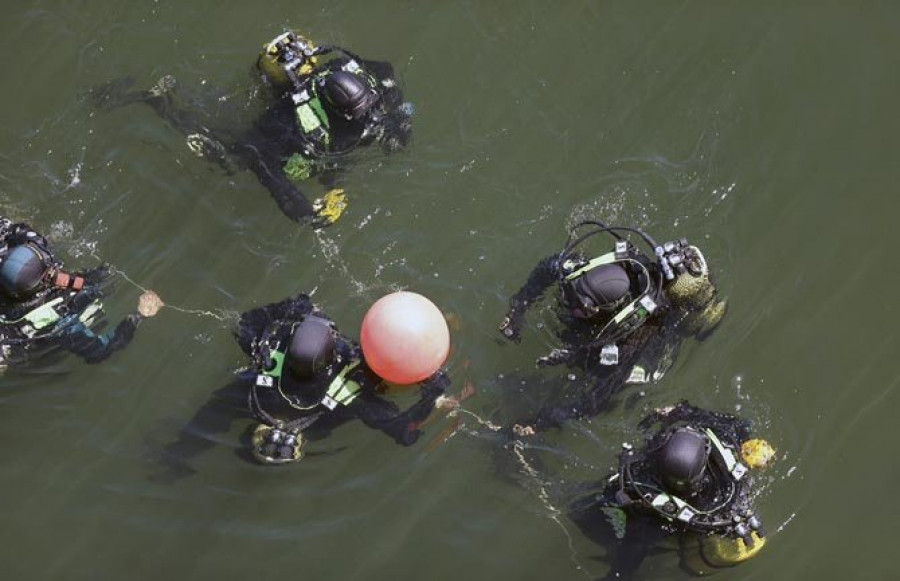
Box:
<box><xmin>0</xmin><ymin>217</ymin><xmax>162</xmax><ymax>371</ymax></box>
<box><xmin>499</xmin><ymin>219</ymin><xmax>727</xmax><ymax>433</ymax></box>
<box><xmin>155</xmin><ymin>293</ymin><xmax>453</xmax><ymax>480</ymax></box>
<box><xmin>91</xmin><ymin>30</ymin><xmax>413</xmax><ymax>226</ymax></box>
<box><xmin>569</xmin><ymin>401</ymin><xmax>775</xmax><ymax>579</ymax></box>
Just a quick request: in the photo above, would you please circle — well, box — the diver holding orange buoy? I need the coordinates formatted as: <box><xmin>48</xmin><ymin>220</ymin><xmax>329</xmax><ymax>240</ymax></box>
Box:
<box><xmin>155</xmin><ymin>291</ymin><xmax>453</xmax><ymax>477</ymax></box>
<box><xmin>91</xmin><ymin>30</ymin><xmax>413</xmax><ymax>226</ymax></box>
<box><xmin>569</xmin><ymin>401</ymin><xmax>775</xmax><ymax>580</ymax></box>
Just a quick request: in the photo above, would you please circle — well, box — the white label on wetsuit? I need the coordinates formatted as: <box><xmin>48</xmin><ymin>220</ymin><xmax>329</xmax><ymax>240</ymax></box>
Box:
<box><xmin>639</xmin><ymin>295</ymin><xmax>657</xmax><ymax>314</ymax></box>
<box><xmin>625</xmin><ymin>366</ymin><xmax>648</xmax><ymax>385</ymax></box>
<box><xmin>731</xmin><ymin>463</ymin><xmax>748</xmax><ymax>481</ymax></box>
<box><xmin>600</xmin><ymin>344</ymin><xmax>619</xmax><ymax>366</ymax></box>
<box><xmin>342</xmin><ymin>60</ymin><xmax>361</xmax><ymax>73</ymax></box>
<box><xmin>321</xmin><ymin>395</ymin><xmax>338</xmax><ymax>410</ymax></box>
<box><xmin>256</xmin><ymin>374</ymin><xmax>273</xmax><ymax>388</ymax></box>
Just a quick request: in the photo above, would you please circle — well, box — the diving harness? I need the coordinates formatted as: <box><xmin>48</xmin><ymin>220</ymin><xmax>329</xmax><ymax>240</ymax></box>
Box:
<box><xmin>248</xmin><ymin>320</ymin><xmax>364</xmax><ymax>464</ymax></box>
<box><xmin>559</xmin><ymin>220</ymin><xmax>710</xmax><ymax>366</ymax></box>
<box><xmin>614</xmin><ymin>426</ymin><xmax>765</xmax><ymax>548</ymax></box>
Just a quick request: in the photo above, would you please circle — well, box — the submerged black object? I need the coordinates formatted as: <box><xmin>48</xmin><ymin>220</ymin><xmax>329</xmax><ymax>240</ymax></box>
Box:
<box><xmin>286</xmin><ymin>315</ymin><xmax>336</xmax><ymax>378</ymax></box>
<box><xmin>0</xmin><ymin>245</ymin><xmax>48</xmax><ymax>299</ymax></box>
<box><xmin>323</xmin><ymin>71</ymin><xmax>376</xmax><ymax>118</ymax></box>
<box><xmin>571</xmin><ymin>263</ymin><xmax>631</xmax><ymax>317</ymax></box>
<box><xmin>656</xmin><ymin>428</ymin><xmax>710</xmax><ymax>494</ymax></box>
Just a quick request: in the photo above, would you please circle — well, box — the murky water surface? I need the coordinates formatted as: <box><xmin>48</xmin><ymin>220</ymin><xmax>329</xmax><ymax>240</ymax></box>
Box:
<box><xmin>1</xmin><ymin>2</ymin><xmax>898</xmax><ymax>580</ymax></box>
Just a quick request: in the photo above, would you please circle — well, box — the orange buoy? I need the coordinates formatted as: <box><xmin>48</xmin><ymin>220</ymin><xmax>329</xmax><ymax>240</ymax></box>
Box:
<box><xmin>361</xmin><ymin>291</ymin><xmax>450</xmax><ymax>385</ymax></box>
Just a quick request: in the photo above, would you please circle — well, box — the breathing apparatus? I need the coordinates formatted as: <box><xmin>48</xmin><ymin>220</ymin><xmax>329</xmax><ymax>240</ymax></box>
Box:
<box><xmin>615</xmin><ymin>426</ymin><xmax>765</xmax><ymax>548</ymax></box>
<box><xmin>258</xmin><ymin>31</ymin><xmax>320</xmax><ymax>89</ymax></box>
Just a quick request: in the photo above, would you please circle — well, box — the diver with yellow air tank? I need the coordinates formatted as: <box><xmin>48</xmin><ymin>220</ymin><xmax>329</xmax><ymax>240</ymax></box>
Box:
<box><xmin>499</xmin><ymin>219</ymin><xmax>727</xmax><ymax>434</ymax></box>
<box><xmin>91</xmin><ymin>30</ymin><xmax>413</xmax><ymax>226</ymax></box>
<box><xmin>568</xmin><ymin>400</ymin><xmax>775</xmax><ymax>579</ymax></box>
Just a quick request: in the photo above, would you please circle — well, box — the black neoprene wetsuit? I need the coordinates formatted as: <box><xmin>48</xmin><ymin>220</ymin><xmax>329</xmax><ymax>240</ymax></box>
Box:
<box><xmin>92</xmin><ymin>47</ymin><xmax>411</xmax><ymax>223</ymax></box>
<box><xmin>156</xmin><ymin>293</ymin><xmax>446</xmax><ymax>480</ymax></box>
<box><xmin>568</xmin><ymin>402</ymin><xmax>755</xmax><ymax>580</ymax></box>
<box><xmin>0</xmin><ymin>219</ymin><xmax>143</xmax><ymax>366</ymax></box>
<box><xmin>503</xmin><ymin>252</ymin><xmax>720</xmax><ymax>431</ymax></box>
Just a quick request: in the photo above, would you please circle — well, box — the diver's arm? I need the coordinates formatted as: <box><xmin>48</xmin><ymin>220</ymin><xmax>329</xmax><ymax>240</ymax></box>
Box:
<box><xmin>350</xmin><ymin>55</ymin><xmax>411</xmax><ymax>153</ymax></box>
<box><xmin>352</xmin><ymin>370</ymin><xmax>447</xmax><ymax>446</ymax></box>
<box><xmin>54</xmin><ymin>312</ymin><xmax>143</xmax><ymax>364</ymax></box>
<box><xmin>377</xmin><ymin>84</ymin><xmax>413</xmax><ymax>154</ymax></box>
<box><xmin>243</xmin><ymin>147</ymin><xmax>317</xmax><ymax>222</ymax></box>
<box><xmin>599</xmin><ymin>517</ymin><xmax>667</xmax><ymax>581</ymax></box>
<box><xmin>233</xmin><ymin>108</ymin><xmax>318</xmax><ymax>222</ymax></box>
<box><xmin>152</xmin><ymin>376</ymin><xmax>254</xmax><ymax>483</ymax></box>
<box><xmin>519</xmin><ymin>367</ymin><xmax>630</xmax><ymax>432</ymax></box>
<box><xmin>500</xmin><ymin>254</ymin><xmax>562</xmax><ymax>341</ymax></box>
<box><xmin>79</xmin><ymin>264</ymin><xmax>114</xmax><ymax>286</ymax></box>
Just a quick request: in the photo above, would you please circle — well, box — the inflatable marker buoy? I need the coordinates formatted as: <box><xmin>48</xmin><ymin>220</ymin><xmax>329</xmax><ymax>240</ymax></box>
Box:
<box><xmin>361</xmin><ymin>291</ymin><xmax>449</xmax><ymax>385</ymax></box>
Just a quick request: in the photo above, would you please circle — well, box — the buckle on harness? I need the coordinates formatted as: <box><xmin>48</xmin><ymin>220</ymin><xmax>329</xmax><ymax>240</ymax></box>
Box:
<box><xmin>321</xmin><ymin>395</ymin><xmax>338</xmax><ymax>410</ymax></box>
<box><xmin>600</xmin><ymin>344</ymin><xmax>619</xmax><ymax>366</ymax></box>
<box><xmin>639</xmin><ymin>295</ymin><xmax>658</xmax><ymax>314</ymax></box>
<box><xmin>731</xmin><ymin>463</ymin><xmax>748</xmax><ymax>481</ymax></box>
<box><xmin>676</xmin><ymin>506</ymin><xmax>696</xmax><ymax>523</ymax></box>
<box><xmin>341</xmin><ymin>60</ymin><xmax>361</xmax><ymax>74</ymax></box>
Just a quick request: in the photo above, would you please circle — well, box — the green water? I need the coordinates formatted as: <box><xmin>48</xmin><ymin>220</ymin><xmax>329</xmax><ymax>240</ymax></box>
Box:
<box><xmin>2</xmin><ymin>1</ymin><xmax>899</xmax><ymax>579</ymax></box>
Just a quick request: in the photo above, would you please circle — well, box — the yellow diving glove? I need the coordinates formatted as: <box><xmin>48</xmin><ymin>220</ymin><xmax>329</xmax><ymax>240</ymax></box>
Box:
<box><xmin>312</xmin><ymin>188</ymin><xmax>348</xmax><ymax>226</ymax></box>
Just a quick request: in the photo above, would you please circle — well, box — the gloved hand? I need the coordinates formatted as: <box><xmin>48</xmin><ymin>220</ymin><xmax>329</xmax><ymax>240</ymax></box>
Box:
<box><xmin>537</xmin><ymin>348</ymin><xmax>571</xmax><ymax>367</ymax></box>
<box><xmin>137</xmin><ymin>290</ymin><xmax>164</xmax><ymax>318</ymax></box>
<box><xmin>498</xmin><ymin>315</ymin><xmax>521</xmax><ymax>343</ymax></box>
<box><xmin>311</xmin><ymin>188</ymin><xmax>347</xmax><ymax>228</ymax></box>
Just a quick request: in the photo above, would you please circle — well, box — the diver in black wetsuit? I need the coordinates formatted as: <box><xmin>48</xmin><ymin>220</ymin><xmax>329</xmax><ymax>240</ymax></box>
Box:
<box><xmin>499</xmin><ymin>220</ymin><xmax>727</xmax><ymax>433</ymax></box>
<box><xmin>92</xmin><ymin>30</ymin><xmax>413</xmax><ymax>226</ymax></box>
<box><xmin>156</xmin><ymin>293</ymin><xmax>451</xmax><ymax>479</ymax></box>
<box><xmin>569</xmin><ymin>401</ymin><xmax>775</xmax><ymax>579</ymax></box>
<box><xmin>0</xmin><ymin>217</ymin><xmax>162</xmax><ymax>371</ymax></box>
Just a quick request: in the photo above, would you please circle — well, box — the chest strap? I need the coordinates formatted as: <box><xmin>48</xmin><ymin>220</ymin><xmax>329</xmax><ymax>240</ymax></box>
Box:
<box><xmin>256</xmin><ymin>352</ymin><xmax>362</xmax><ymax>411</ymax></box>
<box><xmin>321</xmin><ymin>360</ymin><xmax>362</xmax><ymax>409</ymax></box>
<box><xmin>564</xmin><ymin>251</ymin><xmax>617</xmax><ymax>281</ymax></box>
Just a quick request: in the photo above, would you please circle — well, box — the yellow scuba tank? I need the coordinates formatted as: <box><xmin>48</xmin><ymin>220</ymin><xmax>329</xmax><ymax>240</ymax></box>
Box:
<box><xmin>679</xmin><ymin>531</ymin><xmax>766</xmax><ymax>575</ymax></box>
<box><xmin>258</xmin><ymin>30</ymin><xmax>319</xmax><ymax>88</ymax></box>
